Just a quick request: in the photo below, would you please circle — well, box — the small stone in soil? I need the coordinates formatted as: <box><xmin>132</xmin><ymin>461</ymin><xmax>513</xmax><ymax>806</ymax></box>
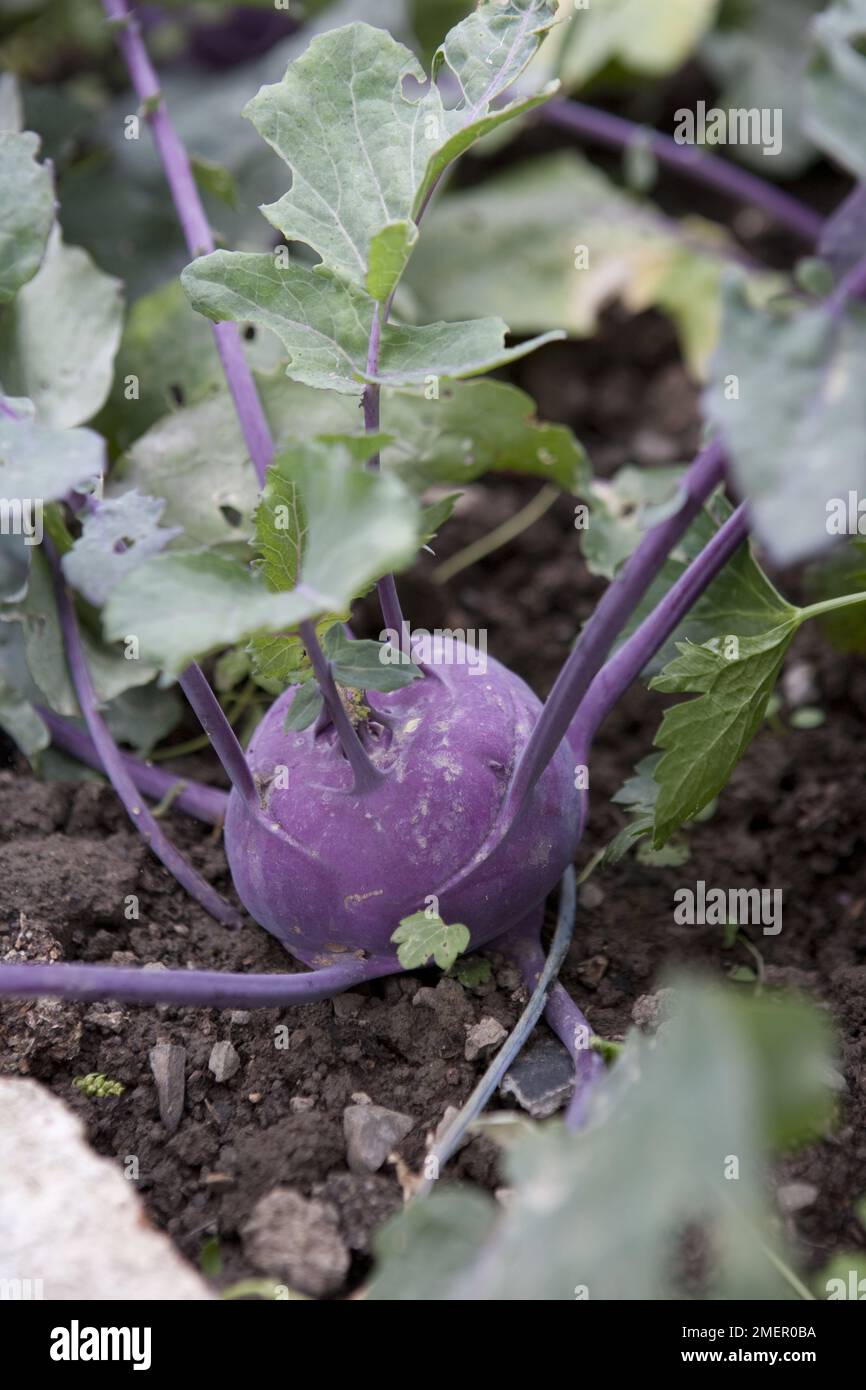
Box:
<box><xmin>343</xmin><ymin>1103</ymin><xmax>415</xmax><ymax>1174</ymax></box>
<box><xmin>241</xmin><ymin>1187</ymin><xmax>349</xmax><ymax>1298</ymax></box>
<box><xmin>777</xmin><ymin>1181</ymin><xmax>819</xmax><ymax>1213</ymax></box>
<box><xmin>464</xmin><ymin>1016</ymin><xmax>507</xmax><ymax>1062</ymax></box>
<box><xmin>579</xmin><ymin>880</ymin><xmax>605</xmax><ymax>911</ymax></box>
<box><xmin>208</xmin><ymin>1040</ymin><xmax>240</xmax><ymax>1083</ymax></box>
<box><xmin>576</xmin><ymin>954</ymin><xmax>609</xmax><ymax>990</ymax></box>
<box><xmin>332</xmin><ymin>992</ymin><xmax>364</xmax><ymax>1019</ymax></box>
<box><xmin>631</xmin><ymin>987</ymin><xmax>676</xmax><ymax>1033</ymax></box>
<box><xmin>500</xmin><ymin>1036</ymin><xmax>574</xmax><ymax>1119</ymax></box>
<box><xmin>84</xmin><ymin>1007</ymin><xmax>124</xmax><ymax>1034</ymax></box>
<box><xmin>290</xmin><ymin>1096</ymin><xmax>314</xmax><ymax>1113</ymax></box>
<box><xmin>148</xmin><ymin>1043</ymin><xmax>186</xmax><ymax>1135</ymax></box>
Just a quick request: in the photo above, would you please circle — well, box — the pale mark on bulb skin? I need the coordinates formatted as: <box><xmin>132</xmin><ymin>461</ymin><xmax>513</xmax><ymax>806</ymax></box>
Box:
<box><xmin>344</xmin><ymin>888</ymin><xmax>385</xmax><ymax>910</ymax></box>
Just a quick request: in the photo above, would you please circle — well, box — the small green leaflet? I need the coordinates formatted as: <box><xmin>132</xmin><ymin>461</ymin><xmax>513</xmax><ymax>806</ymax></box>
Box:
<box><xmin>581</xmin><ymin>465</ymin><xmax>685</xmax><ymax>581</ymax></box>
<box><xmin>383</xmin><ymin>379</ymin><xmax>588</xmax><ymax>493</ymax></box>
<box><xmin>323</xmin><ymin>622</ymin><xmax>422</xmax><ymax>694</ymax></box>
<box><xmin>704</xmin><ymin>274</ymin><xmax>866</xmax><ymax>564</ymax></box>
<box><xmin>391</xmin><ymin>912</ymin><xmax>471</xmax><ymax>971</ymax></box>
<box><xmin>244</xmin><ymin>3</ymin><xmax>559</xmax><ymax>302</ymax></box>
<box><xmin>612</xmin><ymin>489</ymin><xmax>799</xmax><ymax>673</ymax></box>
<box><xmin>248</xmin><ymin>436</ymin><xmax>406</xmax><ymax>690</ymax></box>
<box><xmin>284</xmin><ymin>680</ymin><xmax>324</xmax><ymax>732</ymax></box>
<box><xmin>649</xmin><ymin>623</ymin><xmax>801</xmax><ymax>846</ymax></box>
<box><xmin>603</xmin><ymin>751</ymin><xmax>699</xmax><ymax>866</ymax></box>
<box><xmin>182</xmin><ymin>252</ymin><xmax>561</xmax><ymax>395</ymax></box>
<box><xmin>450</xmin><ymin>957</ymin><xmax>493</xmax><ymax>988</ymax></box>
<box><xmin>602</xmin><ymin>752</ymin><xmax>663</xmax><ymax>865</ymax></box>
<box><xmin>190</xmin><ymin>153</ymin><xmax>239</xmax><ymax>210</ymax></box>
<box><xmin>0</xmin><ymin>130</ymin><xmax>55</xmax><ymax>304</ymax></box>
<box><xmin>62</xmin><ymin>491</ymin><xmax>181</xmax><ymax>606</ymax></box>
<box><xmin>105</xmin><ymin>439</ymin><xmax>422</xmax><ymax>676</ymax></box>
<box><xmin>283</xmin><ymin>624</ymin><xmax>423</xmax><ymax>729</ymax></box>
<box><xmin>805</xmin><ymin>0</ymin><xmax>866</xmax><ymax>181</ymax></box>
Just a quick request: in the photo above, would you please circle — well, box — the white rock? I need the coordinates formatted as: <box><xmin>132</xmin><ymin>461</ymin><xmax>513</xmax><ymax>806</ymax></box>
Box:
<box><xmin>465</xmin><ymin>1016</ymin><xmax>507</xmax><ymax>1062</ymax></box>
<box><xmin>208</xmin><ymin>1040</ymin><xmax>240</xmax><ymax>1083</ymax></box>
<box><xmin>777</xmin><ymin>1181</ymin><xmax>819</xmax><ymax>1213</ymax></box>
<box><xmin>0</xmin><ymin>1078</ymin><xmax>210</xmax><ymax>1300</ymax></box>
<box><xmin>241</xmin><ymin>1188</ymin><xmax>349</xmax><ymax>1298</ymax></box>
<box><xmin>343</xmin><ymin>1104</ymin><xmax>414</xmax><ymax>1173</ymax></box>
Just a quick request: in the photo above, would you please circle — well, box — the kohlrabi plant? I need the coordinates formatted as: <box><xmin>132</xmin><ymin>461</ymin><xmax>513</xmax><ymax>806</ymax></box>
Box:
<box><xmin>1</xmin><ymin>0</ymin><xmax>866</xmax><ymax>1160</ymax></box>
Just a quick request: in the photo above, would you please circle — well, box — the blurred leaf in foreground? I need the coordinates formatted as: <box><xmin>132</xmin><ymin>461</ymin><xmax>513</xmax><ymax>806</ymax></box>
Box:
<box><xmin>406</xmin><ymin>152</ymin><xmax>775</xmax><ymax>375</ymax></box>
<box><xmin>369</xmin><ymin>978</ymin><xmax>835</xmax><ymax>1300</ymax></box>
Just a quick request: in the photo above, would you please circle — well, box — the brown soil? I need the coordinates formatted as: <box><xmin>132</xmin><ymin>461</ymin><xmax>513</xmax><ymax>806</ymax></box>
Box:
<box><xmin>2</xmin><ymin>302</ymin><xmax>865</xmax><ymax>1296</ymax></box>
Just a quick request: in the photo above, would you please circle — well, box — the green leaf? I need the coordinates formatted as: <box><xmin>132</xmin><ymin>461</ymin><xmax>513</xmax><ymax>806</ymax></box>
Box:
<box><xmin>702</xmin><ymin>0</ymin><xmax>820</xmax><ymax>177</ymax></box>
<box><xmin>0</xmin><ymin>400</ymin><xmax>104</xmax><ymax>502</ymax></box>
<box><xmin>366</xmin><ymin>222</ymin><xmax>418</xmax><ymax>305</ymax></box>
<box><xmin>406</xmin><ymin>152</ymin><xmax>773</xmax><ymax>375</ymax></box>
<box><xmin>0</xmin><ymin>531</ymin><xmax>30</xmax><ymax>604</ymax></box>
<box><xmin>104</xmin><ymin>551</ymin><xmax>320</xmax><ymax>679</ymax></box>
<box><xmin>382</xmin><ymin>378</ymin><xmax>588</xmax><ymax>492</ymax></box>
<box><xmin>391</xmin><ymin>911</ymin><xmax>471</xmax><ymax>971</ymax></box>
<box><xmin>182</xmin><ymin>251</ymin><xmax>561</xmax><ymax>395</ymax></box>
<box><xmin>0</xmin><ymin>622</ymin><xmax>47</xmax><ymax>756</ymax></box>
<box><xmin>450</xmin><ymin>957</ymin><xmax>492</xmax><ymax>988</ymax></box>
<box><xmin>603</xmin><ymin>752</ymin><xmax>663</xmax><ymax>865</ymax></box>
<box><xmin>0</xmin><ymin>227</ymin><xmax>123</xmax><ymax>428</ymax></box>
<box><xmin>805</xmin><ymin>538</ymin><xmax>866</xmax><ymax>652</ymax></box>
<box><xmin>323</xmin><ymin>623</ymin><xmax>423</xmax><ymax>693</ymax></box>
<box><xmin>110</xmin><ymin>392</ymin><xmax>263</xmax><ymax>555</ymax></box>
<box><xmin>0</xmin><ymin>74</ymin><xmax>23</xmax><ymax>134</ymax></box>
<box><xmin>244</xmin><ymin>4</ymin><xmax>559</xmax><ymax>300</ymax></box>
<box><xmin>61</xmin><ymin>491</ymin><xmax>182</xmax><ymax>606</ymax></box>
<box><xmin>420</xmin><ymin>493</ymin><xmax>459</xmax><ymax>547</ymax></box>
<box><xmin>283</xmin><ymin>680</ymin><xmax>324</xmax><ymax>732</ymax></box>
<box><xmin>805</xmin><ymin>0</ymin><xmax>866</xmax><ymax>181</ymax></box>
<box><xmin>370</xmin><ymin>1189</ymin><xmax>497</xmax><ymax>1301</ymax></box>
<box><xmin>613</xmin><ymin>489</ymin><xmax>799</xmax><ymax>673</ymax></box>
<box><xmin>649</xmin><ymin>622</ymin><xmax>801</xmax><ymax>845</ymax></box>
<box><xmin>555</xmin><ymin>0</ymin><xmax>720</xmax><ymax>88</ymax></box>
<box><xmin>0</xmin><ymin>677</ymin><xmax>48</xmax><ymax>759</ymax></box>
<box><xmin>0</xmin><ymin>130</ymin><xmax>54</xmax><ymax>304</ymax></box>
<box><xmin>582</xmin><ymin>465</ymin><xmax>686</xmax><ymax>581</ymax></box>
<box><xmin>369</xmin><ymin>979</ymin><xmax>835</xmax><ymax>1299</ymax></box>
<box><xmin>190</xmin><ymin>153</ymin><xmax>239</xmax><ymax>210</ymax></box>
<box><xmin>704</xmin><ymin>275</ymin><xmax>866</xmax><ymax>564</ymax></box>
<box><xmin>105</xmin><ymin>440</ymin><xmax>422</xmax><ymax>675</ymax></box>
<box><xmin>97</xmin><ymin>277</ymin><xmax>283</xmax><ymax>452</ymax></box>
<box><xmin>248</xmin><ymin>438</ymin><xmax>391</xmax><ymax>690</ymax></box>
<box><xmin>103</xmin><ymin>682</ymin><xmax>184</xmax><ymax>757</ymax></box>
<box><xmin>6</xmin><ymin>547</ymin><xmax>159</xmax><ymax>717</ymax></box>
<box><xmin>112</xmin><ymin>377</ymin><xmax>584</xmax><ymax>555</ymax></box>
